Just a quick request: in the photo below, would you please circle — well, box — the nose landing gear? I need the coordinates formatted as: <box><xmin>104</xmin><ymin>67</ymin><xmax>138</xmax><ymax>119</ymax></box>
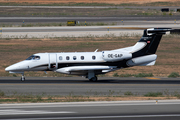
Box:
<box><xmin>21</xmin><ymin>73</ymin><xmax>25</xmax><ymax>82</ymax></box>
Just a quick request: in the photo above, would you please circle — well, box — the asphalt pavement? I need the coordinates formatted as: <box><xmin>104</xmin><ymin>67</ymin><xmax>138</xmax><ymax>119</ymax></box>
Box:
<box><xmin>0</xmin><ymin>6</ymin><xmax>179</xmax><ymax>9</ymax></box>
<box><xmin>1</xmin><ymin>23</ymin><xmax>179</xmax><ymax>38</ymax></box>
<box><xmin>0</xmin><ymin>16</ymin><xmax>180</xmax><ymax>23</ymax></box>
<box><xmin>0</xmin><ymin>100</ymin><xmax>180</xmax><ymax>120</ymax></box>
<box><xmin>0</xmin><ymin>77</ymin><xmax>180</xmax><ymax>96</ymax></box>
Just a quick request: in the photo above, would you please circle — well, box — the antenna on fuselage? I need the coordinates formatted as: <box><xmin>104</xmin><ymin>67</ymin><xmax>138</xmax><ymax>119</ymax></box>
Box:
<box><xmin>94</xmin><ymin>49</ymin><xmax>98</xmax><ymax>52</ymax></box>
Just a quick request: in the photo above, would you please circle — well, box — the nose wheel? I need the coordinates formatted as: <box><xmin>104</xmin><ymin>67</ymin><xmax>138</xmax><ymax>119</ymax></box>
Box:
<box><xmin>21</xmin><ymin>73</ymin><xmax>25</xmax><ymax>82</ymax></box>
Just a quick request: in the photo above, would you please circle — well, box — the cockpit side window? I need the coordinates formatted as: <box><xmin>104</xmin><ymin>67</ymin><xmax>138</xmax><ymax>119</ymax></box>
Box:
<box><xmin>33</xmin><ymin>56</ymin><xmax>40</xmax><ymax>60</ymax></box>
<box><xmin>26</xmin><ymin>55</ymin><xmax>35</xmax><ymax>60</ymax></box>
<box><xmin>26</xmin><ymin>55</ymin><xmax>40</xmax><ymax>60</ymax></box>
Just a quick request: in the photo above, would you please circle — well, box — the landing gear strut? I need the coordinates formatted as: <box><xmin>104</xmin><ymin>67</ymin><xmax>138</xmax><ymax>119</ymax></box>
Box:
<box><xmin>88</xmin><ymin>70</ymin><xmax>98</xmax><ymax>82</ymax></box>
<box><xmin>21</xmin><ymin>73</ymin><xmax>25</xmax><ymax>82</ymax></box>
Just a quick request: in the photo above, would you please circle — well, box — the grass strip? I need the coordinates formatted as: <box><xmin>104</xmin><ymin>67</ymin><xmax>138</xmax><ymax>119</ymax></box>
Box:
<box><xmin>0</xmin><ymin>90</ymin><xmax>179</xmax><ymax>103</ymax></box>
<box><xmin>0</xmin><ymin>2</ymin><xmax>180</xmax><ymax>6</ymax></box>
<box><xmin>144</xmin><ymin>92</ymin><xmax>163</xmax><ymax>97</ymax></box>
<box><xmin>113</xmin><ymin>73</ymin><xmax>154</xmax><ymax>77</ymax></box>
<box><xmin>168</xmin><ymin>72</ymin><xmax>180</xmax><ymax>78</ymax></box>
<box><xmin>0</xmin><ymin>22</ymin><xmax>117</xmax><ymax>27</ymax></box>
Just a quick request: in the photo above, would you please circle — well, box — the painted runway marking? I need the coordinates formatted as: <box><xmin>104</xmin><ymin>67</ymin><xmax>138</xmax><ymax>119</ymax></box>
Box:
<box><xmin>1</xmin><ymin>102</ymin><xmax>180</xmax><ymax>109</ymax></box>
<box><xmin>0</xmin><ymin>109</ymin><xmax>76</xmax><ymax>115</ymax></box>
<box><xmin>5</xmin><ymin>114</ymin><xmax>180</xmax><ymax>120</ymax></box>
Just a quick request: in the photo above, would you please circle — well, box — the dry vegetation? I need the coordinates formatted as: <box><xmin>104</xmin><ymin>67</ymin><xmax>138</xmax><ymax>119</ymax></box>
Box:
<box><xmin>0</xmin><ymin>96</ymin><xmax>178</xmax><ymax>103</ymax></box>
<box><xmin>0</xmin><ymin>7</ymin><xmax>179</xmax><ymax>17</ymax></box>
<box><xmin>0</xmin><ymin>89</ymin><xmax>179</xmax><ymax>103</ymax></box>
<box><xmin>1</xmin><ymin>35</ymin><xmax>180</xmax><ymax>77</ymax></box>
<box><xmin>0</xmin><ymin>0</ymin><xmax>180</xmax><ymax>6</ymax></box>
<box><xmin>0</xmin><ymin>1</ymin><xmax>179</xmax><ymax>18</ymax></box>
<box><xmin>0</xmin><ymin>0</ymin><xmax>179</xmax><ymax>4</ymax></box>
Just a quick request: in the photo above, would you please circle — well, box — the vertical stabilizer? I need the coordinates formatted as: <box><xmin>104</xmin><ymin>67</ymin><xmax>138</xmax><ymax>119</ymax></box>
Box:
<box><xmin>132</xmin><ymin>28</ymin><xmax>172</xmax><ymax>58</ymax></box>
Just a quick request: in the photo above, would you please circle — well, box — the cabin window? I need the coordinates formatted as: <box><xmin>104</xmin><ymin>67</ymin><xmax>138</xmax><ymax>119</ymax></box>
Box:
<box><xmin>81</xmin><ymin>56</ymin><xmax>84</xmax><ymax>60</ymax></box>
<box><xmin>92</xmin><ymin>56</ymin><xmax>96</xmax><ymax>60</ymax></box>
<box><xmin>66</xmin><ymin>56</ymin><xmax>70</xmax><ymax>60</ymax></box>
<box><xmin>59</xmin><ymin>56</ymin><xmax>63</xmax><ymax>60</ymax></box>
<box><xmin>73</xmin><ymin>56</ymin><xmax>76</xmax><ymax>60</ymax></box>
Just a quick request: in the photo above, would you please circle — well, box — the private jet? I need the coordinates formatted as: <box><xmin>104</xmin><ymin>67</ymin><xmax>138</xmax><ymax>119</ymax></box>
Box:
<box><xmin>5</xmin><ymin>28</ymin><xmax>172</xmax><ymax>81</ymax></box>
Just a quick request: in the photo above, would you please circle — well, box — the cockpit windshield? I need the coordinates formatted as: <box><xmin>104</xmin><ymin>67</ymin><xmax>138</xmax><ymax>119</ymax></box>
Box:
<box><xmin>26</xmin><ymin>55</ymin><xmax>40</xmax><ymax>60</ymax></box>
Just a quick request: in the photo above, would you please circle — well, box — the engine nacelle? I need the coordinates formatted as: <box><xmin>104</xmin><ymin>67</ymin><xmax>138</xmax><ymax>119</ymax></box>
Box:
<box><xmin>126</xmin><ymin>54</ymin><xmax>157</xmax><ymax>66</ymax></box>
<box><xmin>102</xmin><ymin>51</ymin><xmax>132</xmax><ymax>62</ymax></box>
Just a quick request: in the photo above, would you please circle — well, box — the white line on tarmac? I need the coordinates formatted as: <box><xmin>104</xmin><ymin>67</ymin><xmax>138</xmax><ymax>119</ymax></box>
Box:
<box><xmin>0</xmin><ymin>109</ymin><xmax>75</xmax><ymax>115</ymax></box>
<box><xmin>1</xmin><ymin>100</ymin><xmax>180</xmax><ymax>105</ymax></box>
<box><xmin>0</xmin><ymin>100</ymin><xmax>180</xmax><ymax>109</ymax></box>
<box><xmin>5</xmin><ymin>114</ymin><xmax>180</xmax><ymax>120</ymax></box>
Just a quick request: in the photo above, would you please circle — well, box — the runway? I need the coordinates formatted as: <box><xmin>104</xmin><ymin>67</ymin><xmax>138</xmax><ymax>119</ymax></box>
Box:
<box><xmin>1</xmin><ymin>23</ymin><xmax>179</xmax><ymax>38</ymax></box>
<box><xmin>0</xmin><ymin>6</ymin><xmax>179</xmax><ymax>9</ymax></box>
<box><xmin>1</xmin><ymin>100</ymin><xmax>180</xmax><ymax>120</ymax></box>
<box><xmin>0</xmin><ymin>16</ymin><xmax>180</xmax><ymax>23</ymax></box>
<box><xmin>0</xmin><ymin>77</ymin><xmax>180</xmax><ymax>96</ymax></box>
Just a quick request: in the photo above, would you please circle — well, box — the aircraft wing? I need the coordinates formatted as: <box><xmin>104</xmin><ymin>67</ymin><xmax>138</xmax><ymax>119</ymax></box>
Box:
<box><xmin>55</xmin><ymin>66</ymin><xmax>117</xmax><ymax>74</ymax></box>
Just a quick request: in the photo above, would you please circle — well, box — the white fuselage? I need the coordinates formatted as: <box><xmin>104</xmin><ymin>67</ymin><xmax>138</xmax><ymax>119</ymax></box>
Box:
<box><xmin>5</xmin><ymin>44</ymin><xmax>157</xmax><ymax>76</ymax></box>
<box><xmin>5</xmin><ymin>49</ymin><xmax>133</xmax><ymax>75</ymax></box>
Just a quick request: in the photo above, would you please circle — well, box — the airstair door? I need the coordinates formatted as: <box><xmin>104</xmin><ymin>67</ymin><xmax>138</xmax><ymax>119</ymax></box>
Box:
<box><xmin>48</xmin><ymin>54</ymin><xmax>57</xmax><ymax>70</ymax></box>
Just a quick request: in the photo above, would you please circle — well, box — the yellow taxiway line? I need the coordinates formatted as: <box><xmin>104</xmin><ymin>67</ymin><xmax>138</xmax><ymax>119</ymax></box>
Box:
<box><xmin>145</xmin><ymin>77</ymin><xmax>161</xmax><ymax>80</ymax></box>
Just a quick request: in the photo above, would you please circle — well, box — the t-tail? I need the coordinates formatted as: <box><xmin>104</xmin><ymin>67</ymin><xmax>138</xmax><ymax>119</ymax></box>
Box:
<box><xmin>126</xmin><ymin>28</ymin><xmax>173</xmax><ymax>67</ymax></box>
<box><xmin>131</xmin><ymin>28</ymin><xmax>172</xmax><ymax>58</ymax></box>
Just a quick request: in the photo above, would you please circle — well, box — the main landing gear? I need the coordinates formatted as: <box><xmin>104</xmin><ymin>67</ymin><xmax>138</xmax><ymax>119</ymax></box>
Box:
<box><xmin>89</xmin><ymin>76</ymin><xmax>97</xmax><ymax>82</ymax></box>
<box><xmin>88</xmin><ymin>70</ymin><xmax>98</xmax><ymax>82</ymax></box>
<box><xmin>21</xmin><ymin>73</ymin><xmax>25</xmax><ymax>82</ymax></box>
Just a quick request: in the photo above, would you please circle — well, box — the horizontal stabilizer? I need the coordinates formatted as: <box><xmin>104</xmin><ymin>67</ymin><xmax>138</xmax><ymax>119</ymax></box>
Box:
<box><xmin>147</xmin><ymin>28</ymin><xmax>173</xmax><ymax>35</ymax></box>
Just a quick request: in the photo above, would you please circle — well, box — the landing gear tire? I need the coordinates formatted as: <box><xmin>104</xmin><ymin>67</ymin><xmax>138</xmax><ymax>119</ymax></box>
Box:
<box><xmin>21</xmin><ymin>76</ymin><xmax>25</xmax><ymax>82</ymax></box>
<box><xmin>89</xmin><ymin>76</ymin><xmax>97</xmax><ymax>82</ymax></box>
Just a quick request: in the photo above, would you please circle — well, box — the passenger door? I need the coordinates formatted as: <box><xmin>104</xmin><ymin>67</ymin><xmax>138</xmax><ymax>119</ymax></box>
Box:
<box><xmin>48</xmin><ymin>54</ymin><xmax>57</xmax><ymax>70</ymax></box>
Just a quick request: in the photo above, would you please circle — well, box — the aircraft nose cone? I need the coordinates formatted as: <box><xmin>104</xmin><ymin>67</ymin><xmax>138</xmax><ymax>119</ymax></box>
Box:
<box><xmin>5</xmin><ymin>66</ymin><xmax>13</xmax><ymax>71</ymax></box>
<box><xmin>5</xmin><ymin>67</ymin><xmax>9</xmax><ymax>71</ymax></box>
<box><xmin>5</xmin><ymin>61</ymin><xmax>29</xmax><ymax>72</ymax></box>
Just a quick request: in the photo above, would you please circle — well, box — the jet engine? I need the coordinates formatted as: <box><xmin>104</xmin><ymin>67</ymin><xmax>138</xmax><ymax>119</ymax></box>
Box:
<box><xmin>102</xmin><ymin>51</ymin><xmax>132</xmax><ymax>62</ymax></box>
<box><xmin>126</xmin><ymin>54</ymin><xmax>157</xmax><ymax>66</ymax></box>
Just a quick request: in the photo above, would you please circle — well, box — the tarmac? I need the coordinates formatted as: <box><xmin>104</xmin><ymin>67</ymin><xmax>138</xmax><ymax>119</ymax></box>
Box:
<box><xmin>0</xmin><ymin>77</ymin><xmax>179</xmax><ymax>96</ymax></box>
